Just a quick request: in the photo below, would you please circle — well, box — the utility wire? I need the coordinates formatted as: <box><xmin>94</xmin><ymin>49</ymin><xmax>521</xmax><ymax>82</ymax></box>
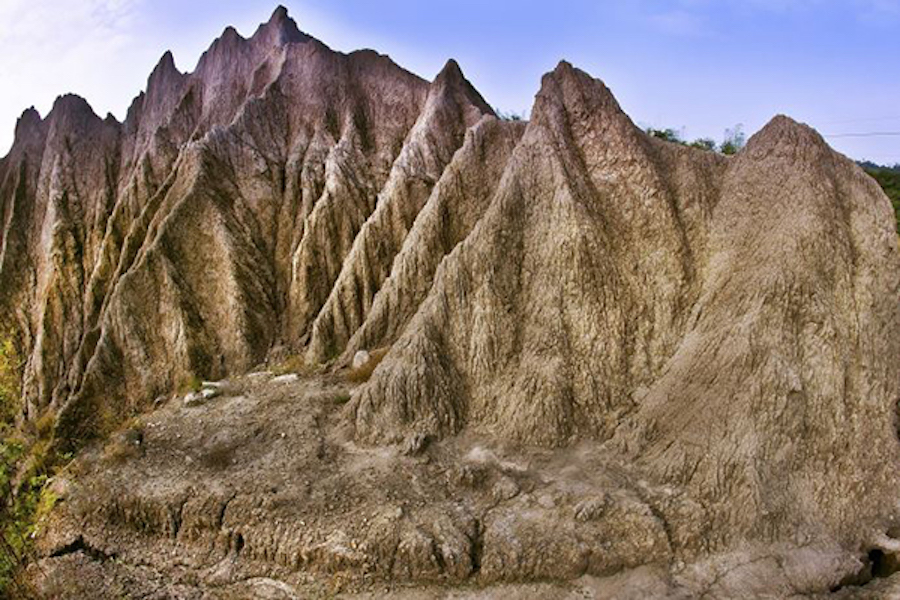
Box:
<box><xmin>824</xmin><ymin>132</ymin><xmax>900</xmax><ymax>138</ymax></box>
<box><xmin>819</xmin><ymin>115</ymin><xmax>900</xmax><ymax>125</ymax></box>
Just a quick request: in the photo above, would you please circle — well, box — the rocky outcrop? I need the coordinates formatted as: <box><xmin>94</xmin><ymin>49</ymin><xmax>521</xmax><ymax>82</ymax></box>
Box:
<box><xmin>0</xmin><ymin>7</ymin><xmax>435</xmax><ymax>438</ymax></box>
<box><xmin>299</xmin><ymin>58</ymin><xmax>495</xmax><ymax>359</ymax></box>
<box><xmin>351</xmin><ymin>62</ymin><xmax>900</xmax><ymax>557</ymax></box>
<box><xmin>2</xmin><ymin>5</ymin><xmax>900</xmax><ymax>598</ymax></box>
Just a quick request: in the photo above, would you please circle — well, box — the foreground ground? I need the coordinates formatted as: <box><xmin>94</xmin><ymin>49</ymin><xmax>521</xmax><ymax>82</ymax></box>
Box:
<box><xmin>21</xmin><ymin>371</ymin><xmax>900</xmax><ymax>599</ymax></box>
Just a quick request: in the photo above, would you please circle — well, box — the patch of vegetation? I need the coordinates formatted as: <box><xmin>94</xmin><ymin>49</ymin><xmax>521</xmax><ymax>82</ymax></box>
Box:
<box><xmin>332</xmin><ymin>393</ymin><xmax>352</xmax><ymax>406</ymax></box>
<box><xmin>272</xmin><ymin>354</ymin><xmax>310</xmax><ymax>377</ymax></box>
<box><xmin>495</xmin><ymin>107</ymin><xmax>528</xmax><ymax>122</ymax></box>
<box><xmin>646</xmin><ymin>124</ymin><xmax>745</xmax><ymax>155</ymax></box>
<box><xmin>0</xmin><ymin>332</ymin><xmax>70</xmax><ymax>597</ymax></box>
<box><xmin>0</xmin><ymin>335</ymin><xmax>20</xmax><ymax>425</ymax></box>
<box><xmin>102</xmin><ymin>418</ymin><xmax>145</xmax><ymax>465</ymax></box>
<box><xmin>176</xmin><ymin>374</ymin><xmax>203</xmax><ymax>395</ymax></box>
<box><xmin>346</xmin><ymin>348</ymin><xmax>389</xmax><ymax>384</ymax></box>
<box><xmin>860</xmin><ymin>163</ymin><xmax>900</xmax><ymax>233</ymax></box>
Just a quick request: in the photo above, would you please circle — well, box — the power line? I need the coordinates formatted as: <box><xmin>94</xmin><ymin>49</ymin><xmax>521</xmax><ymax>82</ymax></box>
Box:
<box><xmin>824</xmin><ymin>132</ymin><xmax>900</xmax><ymax>138</ymax></box>
<box><xmin>819</xmin><ymin>115</ymin><xmax>900</xmax><ymax>126</ymax></box>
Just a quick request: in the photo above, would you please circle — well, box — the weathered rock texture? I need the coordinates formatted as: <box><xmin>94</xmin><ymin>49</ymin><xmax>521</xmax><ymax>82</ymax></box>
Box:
<box><xmin>0</xmin><ymin>7</ymin><xmax>500</xmax><ymax>440</ymax></box>
<box><xmin>2</xmin><ymin>5</ymin><xmax>900</xmax><ymax>598</ymax></box>
<box><xmin>351</xmin><ymin>62</ymin><xmax>900</xmax><ymax>558</ymax></box>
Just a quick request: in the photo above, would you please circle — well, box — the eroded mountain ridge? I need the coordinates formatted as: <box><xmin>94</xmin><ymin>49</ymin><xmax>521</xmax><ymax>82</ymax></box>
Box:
<box><xmin>2</xmin><ymin>6</ymin><xmax>900</xmax><ymax>598</ymax></box>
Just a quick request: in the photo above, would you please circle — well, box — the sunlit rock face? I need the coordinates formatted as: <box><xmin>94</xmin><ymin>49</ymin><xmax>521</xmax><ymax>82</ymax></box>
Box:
<box><xmin>3</xmin><ymin>6</ymin><xmax>900</xmax><ymax>599</ymax></box>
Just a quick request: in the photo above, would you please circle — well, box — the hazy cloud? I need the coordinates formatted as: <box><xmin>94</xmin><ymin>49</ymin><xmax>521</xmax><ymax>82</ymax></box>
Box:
<box><xmin>0</xmin><ymin>0</ymin><xmax>144</xmax><ymax>152</ymax></box>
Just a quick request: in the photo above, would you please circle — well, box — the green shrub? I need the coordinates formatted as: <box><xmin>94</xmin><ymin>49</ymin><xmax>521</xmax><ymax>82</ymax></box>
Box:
<box><xmin>0</xmin><ymin>334</ymin><xmax>21</xmax><ymax>426</ymax></box>
<box><xmin>0</xmin><ymin>434</ymin><xmax>72</xmax><ymax>595</ymax></box>
<box><xmin>176</xmin><ymin>374</ymin><xmax>203</xmax><ymax>395</ymax></box>
<box><xmin>863</xmin><ymin>166</ymin><xmax>900</xmax><ymax>234</ymax></box>
<box><xmin>720</xmin><ymin>124</ymin><xmax>746</xmax><ymax>155</ymax></box>
<box><xmin>0</xmin><ymin>331</ymin><xmax>69</xmax><ymax>596</ymax></box>
<box><xmin>647</xmin><ymin>127</ymin><xmax>683</xmax><ymax>143</ymax></box>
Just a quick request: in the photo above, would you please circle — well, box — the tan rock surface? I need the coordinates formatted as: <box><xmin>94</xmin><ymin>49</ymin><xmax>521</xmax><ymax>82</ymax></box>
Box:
<box><xmin>1</xmin><ymin>6</ymin><xmax>899</xmax><ymax>599</ymax></box>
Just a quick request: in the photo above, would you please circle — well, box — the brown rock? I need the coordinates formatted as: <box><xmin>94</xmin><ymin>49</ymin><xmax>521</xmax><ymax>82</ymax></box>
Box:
<box><xmin>3</xmin><ymin>7</ymin><xmax>900</xmax><ymax>599</ymax></box>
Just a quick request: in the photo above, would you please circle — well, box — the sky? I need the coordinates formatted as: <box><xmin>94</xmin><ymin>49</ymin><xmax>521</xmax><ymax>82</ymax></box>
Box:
<box><xmin>2</xmin><ymin>0</ymin><xmax>900</xmax><ymax>163</ymax></box>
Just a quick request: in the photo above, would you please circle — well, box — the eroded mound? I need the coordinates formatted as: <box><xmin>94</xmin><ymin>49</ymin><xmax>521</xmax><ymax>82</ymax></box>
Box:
<box><xmin>1</xmin><ymin>5</ymin><xmax>899</xmax><ymax>598</ymax></box>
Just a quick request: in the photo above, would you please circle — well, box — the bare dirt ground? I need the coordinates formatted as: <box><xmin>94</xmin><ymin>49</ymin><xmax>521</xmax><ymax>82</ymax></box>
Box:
<box><xmin>22</xmin><ymin>371</ymin><xmax>900</xmax><ymax>598</ymax></box>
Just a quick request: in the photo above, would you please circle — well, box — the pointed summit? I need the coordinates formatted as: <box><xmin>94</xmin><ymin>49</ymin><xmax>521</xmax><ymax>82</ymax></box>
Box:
<box><xmin>743</xmin><ymin>114</ymin><xmax>827</xmax><ymax>160</ymax></box>
<box><xmin>254</xmin><ymin>4</ymin><xmax>310</xmax><ymax>46</ymax></box>
<box><xmin>435</xmin><ymin>58</ymin><xmax>464</xmax><ymax>83</ymax></box>
<box><xmin>431</xmin><ymin>58</ymin><xmax>495</xmax><ymax>117</ymax></box>
<box><xmin>531</xmin><ymin>60</ymin><xmax>627</xmax><ymax>131</ymax></box>
<box><xmin>13</xmin><ymin>107</ymin><xmax>43</xmax><ymax>143</ymax></box>
<box><xmin>16</xmin><ymin>107</ymin><xmax>41</xmax><ymax>129</ymax></box>
<box><xmin>147</xmin><ymin>50</ymin><xmax>183</xmax><ymax>91</ymax></box>
<box><xmin>270</xmin><ymin>5</ymin><xmax>289</xmax><ymax>22</ymax></box>
<box><xmin>153</xmin><ymin>50</ymin><xmax>178</xmax><ymax>75</ymax></box>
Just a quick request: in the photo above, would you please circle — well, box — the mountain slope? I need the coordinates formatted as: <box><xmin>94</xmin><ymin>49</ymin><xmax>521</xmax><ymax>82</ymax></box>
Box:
<box><xmin>1</xmin><ymin>6</ymin><xmax>899</xmax><ymax>598</ymax></box>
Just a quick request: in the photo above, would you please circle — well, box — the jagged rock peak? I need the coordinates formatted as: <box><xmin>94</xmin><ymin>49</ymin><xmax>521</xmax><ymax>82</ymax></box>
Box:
<box><xmin>149</xmin><ymin>50</ymin><xmax>180</xmax><ymax>80</ymax></box>
<box><xmin>145</xmin><ymin>50</ymin><xmax>185</xmax><ymax>100</ymax></box>
<box><xmin>539</xmin><ymin>59</ymin><xmax>625</xmax><ymax>115</ymax></box>
<box><xmin>195</xmin><ymin>6</ymin><xmax>311</xmax><ymax>76</ymax></box>
<box><xmin>743</xmin><ymin>113</ymin><xmax>830</xmax><ymax>159</ymax></box>
<box><xmin>434</xmin><ymin>58</ymin><xmax>465</xmax><ymax>83</ymax></box>
<box><xmin>431</xmin><ymin>58</ymin><xmax>495</xmax><ymax>117</ymax></box>
<box><xmin>14</xmin><ymin>106</ymin><xmax>43</xmax><ymax>141</ymax></box>
<box><xmin>47</xmin><ymin>94</ymin><xmax>106</xmax><ymax>128</ymax></box>
<box><xmin>253</xmin><ymin>4</ymin><xmax>311</xmax><ymax>46</ymax></box>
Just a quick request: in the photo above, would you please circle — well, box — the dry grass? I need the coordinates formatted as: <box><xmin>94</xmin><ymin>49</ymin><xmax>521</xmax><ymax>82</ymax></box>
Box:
<box><xmin>272</xmin><ymin>354</ymin><xmax>310</xmax><ymax>376</ymax></box>
<box><xmin>102</xmin><ymin>439</ymin><xmax>140</xmax><ymax>465</ymax></box>
<box><xmin>176</xmin><ymin>374</ymin><xmax>202</xmax><ymax>395</ymax></box>
<box><xmin>102</xmin><ymin>418</ymin><xmax>144</xmax><ymax>465</ymax></box>
<box><xmin>346</xmin><ymin>348</ymin><xmax>389</xmax><ymax>384</ymax></box>
<box><xmin>332</xmin><ymin>393</ymin><xmax>352</xmax><ymax>405</ymax></box>
<box><xmin>33</xmin><ymin>411</ymin><xmax>54</xmax><ymax>440</ymax></box>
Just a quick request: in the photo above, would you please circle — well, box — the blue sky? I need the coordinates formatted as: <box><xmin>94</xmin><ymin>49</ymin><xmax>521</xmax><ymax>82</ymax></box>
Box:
<box><xmin>2</xmin><ymin>1</ymin><xmax>899</xmax><ymax>162</ymax></box>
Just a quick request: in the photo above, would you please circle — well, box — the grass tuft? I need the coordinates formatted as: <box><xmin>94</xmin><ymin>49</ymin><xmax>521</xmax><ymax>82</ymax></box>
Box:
<box><xmin>346</xmin><ymin>348</ymin><xmax>389</xmax><ymax>384</ymax></box>
<box><xmin>272</xmin><ymin>354</ymin><xmax>310</xmax><ymax>377</ymax></box>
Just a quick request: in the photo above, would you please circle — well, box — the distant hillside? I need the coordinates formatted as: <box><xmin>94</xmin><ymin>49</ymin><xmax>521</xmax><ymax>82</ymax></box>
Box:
<box><xmin>859</xmin><ymin>162</ymin><xmax>900</xmax><ymax>232</ymax></box>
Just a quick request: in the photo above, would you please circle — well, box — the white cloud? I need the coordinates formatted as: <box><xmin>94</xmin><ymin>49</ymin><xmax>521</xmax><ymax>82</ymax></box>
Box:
<box><xmin>0</xmin><ymin>0</ymin><xmax>148</xmax><ymax>153</ymax></box>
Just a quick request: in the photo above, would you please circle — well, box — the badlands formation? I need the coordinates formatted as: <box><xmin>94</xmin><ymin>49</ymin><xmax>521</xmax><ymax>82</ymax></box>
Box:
<box><xmin>0</xmin><ymin>6</ymin><xmax>899</xmax><ymax>599</ymax></box>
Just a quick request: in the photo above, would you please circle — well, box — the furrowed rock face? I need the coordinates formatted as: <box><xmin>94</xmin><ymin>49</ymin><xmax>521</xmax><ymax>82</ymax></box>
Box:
<box><xmin>351</xmin><ymin>62</ymin><xmax>900</xmax><ymax>554</ymax></box>
<box><xmin>0</xmin><ymin>7</ymin><xmax>439</xmax><ymax>436</ymax></box>
<box><xmin>2</xmin><ymin>6</ymin><xmax>900</xmax><ymax>596</ymax></box>
<box><xmin>352</xmin><ymin>62</ymin><xmax>728</xmax><ymax>446</ymax></box>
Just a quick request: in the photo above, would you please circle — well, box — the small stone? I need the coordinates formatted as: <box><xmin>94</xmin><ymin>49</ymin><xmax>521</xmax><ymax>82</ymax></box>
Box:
<box><xmin>271</xmin><ymin>373</ymin><xmax>300</xmax><ymax>384</ymax></box>
<box><xmin>183</xmin><ymin>392</ymin><xmax>204</xmax><ymax>407</ymax></box>
<box><xmin>574</xmin><ymin>494</ymin><xmax>609</xmax><ymax>522</ymax></box>
<box><xmin>538</xmin><ymin>494</ymin><xmax>556</xmax><ymax>509</ymax></box>
<box><xmin>183</xmin><ymin>386</ymin><xmax>219</xmax><ymax>406</ymax></box>
<box><xmin>352</xmin><ymin>350</ymin><xmax>371</xmax><ymax>369</ymax></box>
<box><xmin>492</xmin><ymin>476</ymin><xmax>520</xmax><ymax>502</ymax></box>
<box><xmin>201</xmin><ymin>387</ymin><xmax>220</xmax><ymax>400</ymax></box>
<box><xmin>400</xmin><ymin>432</ymin><xmax>430</xmax><ymax>456</ymax></box>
